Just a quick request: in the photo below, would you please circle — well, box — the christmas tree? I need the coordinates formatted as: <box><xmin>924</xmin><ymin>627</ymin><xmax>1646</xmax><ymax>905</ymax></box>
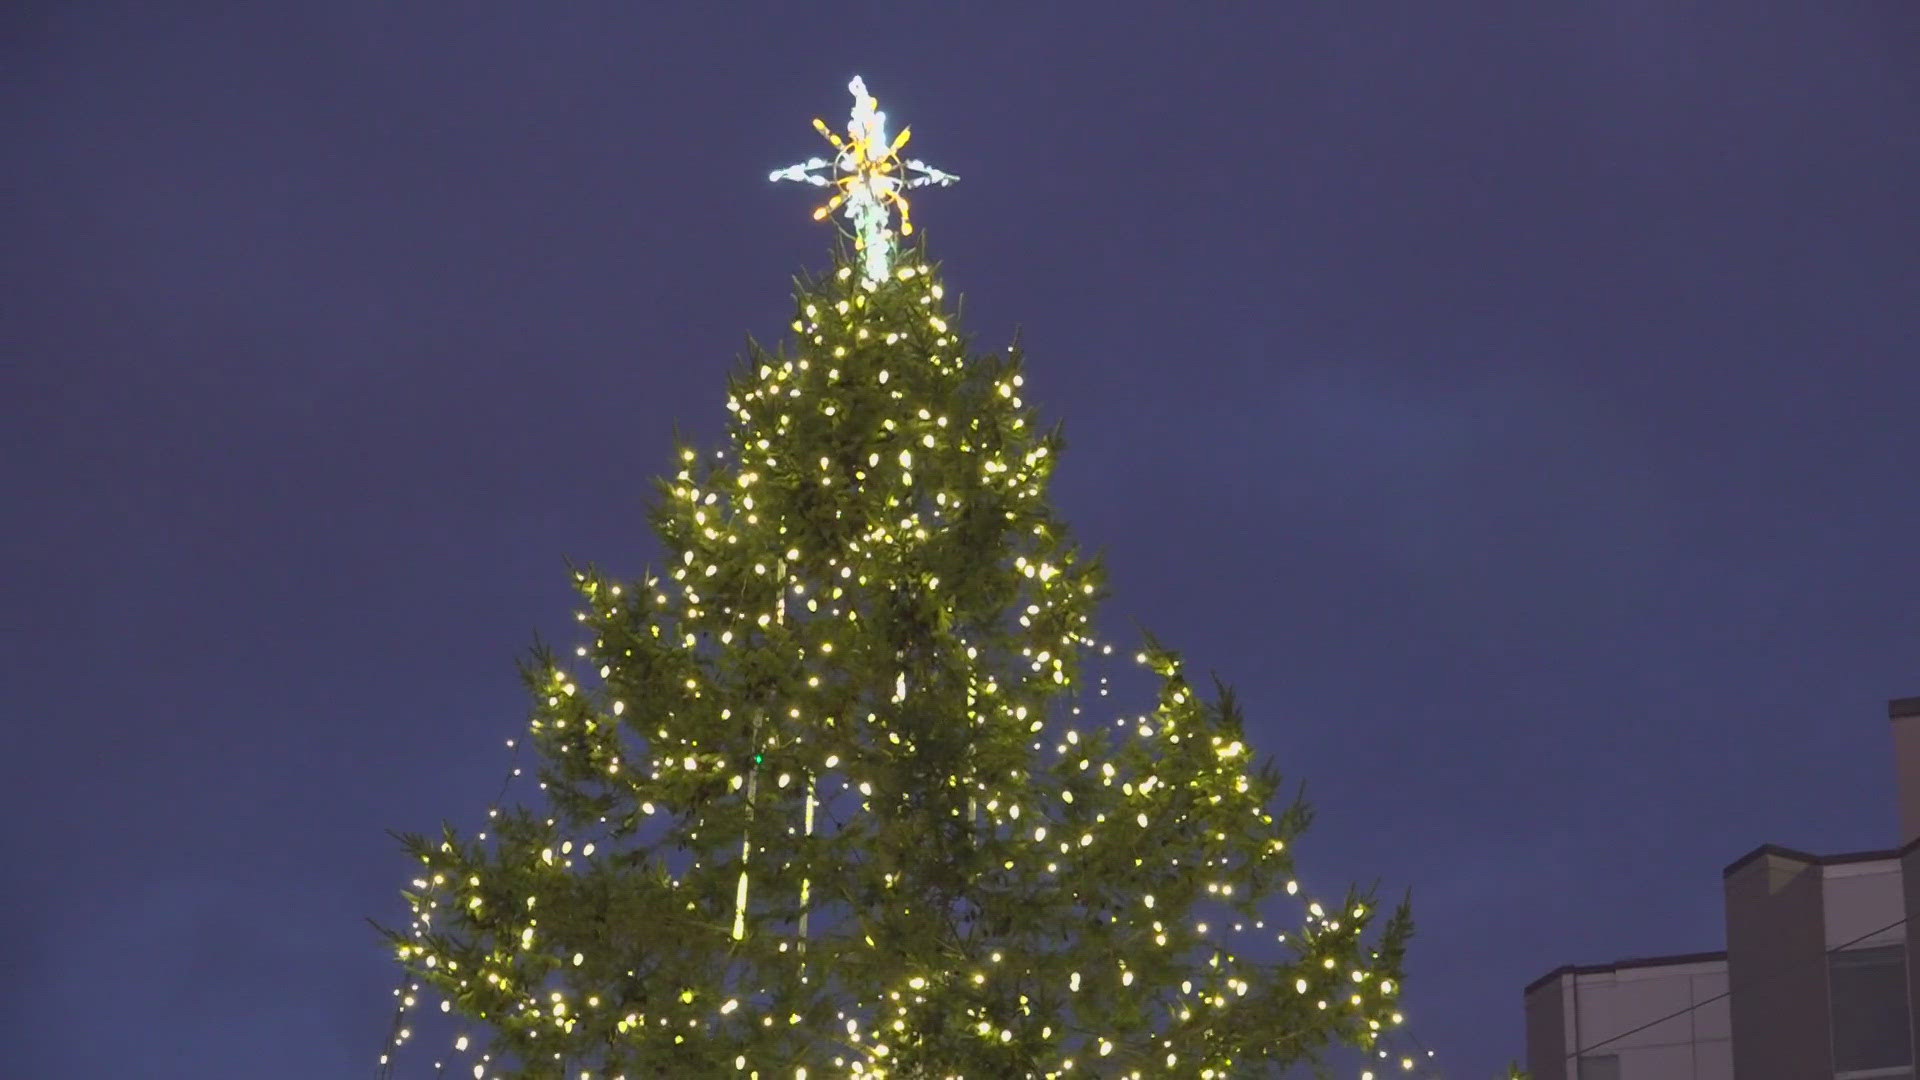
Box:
<box><xmin>377</xmin><ymin>77</ymin><xmax>1419</xmax><ymax>1080</ymax></box>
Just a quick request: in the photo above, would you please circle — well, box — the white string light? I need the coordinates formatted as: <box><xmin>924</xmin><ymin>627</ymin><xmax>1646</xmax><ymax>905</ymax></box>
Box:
<box><xmin>375</xmin><ymin>81</ymin><xmax>1439</xmax><ymax>1080</ymax></box>
<box><xmin>771</xmin><ymin>77</ymin><xmax>957</xmax><ymax>284</ymax></box>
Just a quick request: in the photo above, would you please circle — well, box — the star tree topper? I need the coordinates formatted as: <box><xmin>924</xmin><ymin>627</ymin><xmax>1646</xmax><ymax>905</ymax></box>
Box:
<box><xmin>771</xmin><ymin>76</ymin><xmax>958</xmax><ymax>285</ymax></box>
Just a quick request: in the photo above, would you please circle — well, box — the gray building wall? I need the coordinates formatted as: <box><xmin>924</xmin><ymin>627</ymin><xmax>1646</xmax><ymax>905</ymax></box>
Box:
<box><xmin>1723</xmin><ymin>847</ymin><xmax>1833</xmax><ymax>1078</ymax></box>
<box><xmin>1524</xmin><ymin>696</ymin><xmax>1920</xmax><ymax>1079</ymax></box>
<box><xmin>1525</xmin><ymin>976</ymin><xmax>1568</xmax><ymax>1080</ymax></box>
<box><xmin>1906</xmin><ymin>842</ymin><xmax>1920</xmax><ymax>1071</ymax></box>
<box><xmin>1523</xmin><ymin>957</ymin><xmax>1730</xmax><ymax>1080</ymax></box>
<box><xmin>1899</xmin><ymin>696</ymin><xmax>1920</xmax><ymax>1057</ymax></box>
<box><xmin>1892</xmin><ymin>697</ymin><xmax>1920</xmax><ymax>848</ymax></box>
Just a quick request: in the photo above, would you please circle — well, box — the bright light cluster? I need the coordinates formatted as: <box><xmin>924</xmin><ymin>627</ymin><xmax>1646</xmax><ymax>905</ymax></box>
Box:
<box><xmin>771</xmin><ymin>77</ymin><xmax>958</xmax><ymax>285</ymax></box>
<box><xmin>376</xmin><ymin>249</ymin><xmax>1444</xmax><ymax>1078</ymax></box>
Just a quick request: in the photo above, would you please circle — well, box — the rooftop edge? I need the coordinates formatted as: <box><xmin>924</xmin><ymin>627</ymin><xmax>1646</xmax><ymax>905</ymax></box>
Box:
<box><xmin>1722</xmin><ymin>842</ymin><xmax>1905</xmax><ymax>878</ymax></box>
<box><xmin>1524</xmin><ymin>950</ymin><xmax>1729</xmax><ymax>997</ymax></box>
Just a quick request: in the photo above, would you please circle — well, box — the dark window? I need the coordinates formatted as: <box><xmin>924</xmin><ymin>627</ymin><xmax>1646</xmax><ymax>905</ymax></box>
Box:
<box><xmin>1831</xmin><ymin>944</ymin><xmax>1912</xmax><ymax>1073</ymax></box>
<box><xmin>1576</xmin><ymin>1054</ymin><xmax>1620</xmax><ymax>1080</ymax></box>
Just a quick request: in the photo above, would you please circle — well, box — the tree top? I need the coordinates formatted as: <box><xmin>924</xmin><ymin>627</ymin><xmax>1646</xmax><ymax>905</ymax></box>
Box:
<box><xmin>771</xmin><ymin>76</ymin><xmax>959</xmax><ymax>285</ymax></box>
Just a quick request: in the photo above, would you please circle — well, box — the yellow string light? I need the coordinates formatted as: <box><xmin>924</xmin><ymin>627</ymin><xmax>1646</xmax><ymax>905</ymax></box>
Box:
<box><xmin>771</xmin><ymin>77</ymin><xmax>957</xmax><ymax>284</ymax></box>
<box><xmin>375</xmin><ymin>92</ymin><xmax>1439</xmax><ymax>1078</ymax></box>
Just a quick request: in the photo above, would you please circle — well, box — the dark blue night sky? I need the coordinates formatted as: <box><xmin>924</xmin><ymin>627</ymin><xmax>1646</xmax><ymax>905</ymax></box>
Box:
<box><xmin>5</xmin><ymin>4</ymin><xmax>1916</xmax><ymax>1077</ymax></box>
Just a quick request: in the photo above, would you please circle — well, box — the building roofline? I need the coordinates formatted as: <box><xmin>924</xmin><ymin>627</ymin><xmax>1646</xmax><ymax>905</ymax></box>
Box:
<box><xmin>1524</xmin><ymin>950</ymin><xmax>1728</xmax><ymax>997</ymax></box>
<box><xmin>1892</xmin><ymin>696</ymin><xmax>1920</xmax><ymax>720</ymax></box>
<box><xmin>1721</xmin><ymin>842</ymin><xmax>1904</xmax><ymax>878</ymax></box>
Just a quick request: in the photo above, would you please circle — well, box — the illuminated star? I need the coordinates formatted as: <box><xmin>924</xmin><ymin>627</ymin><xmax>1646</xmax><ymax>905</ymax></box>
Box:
<box><xmin>771</xmin><ymin>76</ymin><xmax>958</xmax><ymax>284</ymax></box>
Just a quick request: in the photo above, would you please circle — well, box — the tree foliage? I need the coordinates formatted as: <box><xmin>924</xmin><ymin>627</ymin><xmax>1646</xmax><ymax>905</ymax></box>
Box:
<box><xmin>380</xmin><ymin>248</ymin><xmax>1416</xmax><ymax>1078</ymax></box>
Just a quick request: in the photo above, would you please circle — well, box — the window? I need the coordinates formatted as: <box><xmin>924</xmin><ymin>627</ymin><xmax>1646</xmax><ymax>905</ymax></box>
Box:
<box><xmin>1577</xmin><ymin>1055</ymin><xmax>1620</xmax><ymax>1080</ymax></box>
<box><xmin>1831</xmin><ymin>945</ymin><xmax>1912</xmax><ymax>1073</ymax></box>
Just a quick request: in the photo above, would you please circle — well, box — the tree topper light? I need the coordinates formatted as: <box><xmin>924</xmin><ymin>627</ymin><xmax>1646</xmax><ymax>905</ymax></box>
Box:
<box><xmin>771</xmin><ymin>76</ymin><xmax>958</xmax><ymax>284</ymax></box>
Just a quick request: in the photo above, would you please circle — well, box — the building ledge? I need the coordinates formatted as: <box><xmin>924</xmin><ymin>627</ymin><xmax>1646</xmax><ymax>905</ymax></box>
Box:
<box><xmin>1890</xmin><ymin>695</ymin><xmax>1920</xmax><ymax>720</ymax></box>
<box><xmin>1721</xmin><ymin>842</ymin><xmax>1903</xmax><ymax>878</ymax></box>
<box><xmin>1524</xmin><ymin>950</ymin><xmax>1727</xmax><ymax>996</ymax></box>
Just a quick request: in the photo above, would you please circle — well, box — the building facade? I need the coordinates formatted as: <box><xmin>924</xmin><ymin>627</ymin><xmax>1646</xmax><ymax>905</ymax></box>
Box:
<box><xmin>1524</xmin><ymin>696</ymin><xmax>1920</xmax><ymax>1080</ymax></box>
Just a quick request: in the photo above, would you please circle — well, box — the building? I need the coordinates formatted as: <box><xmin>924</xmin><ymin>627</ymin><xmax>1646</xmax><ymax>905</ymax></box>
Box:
<box><xmin>1524</xmin><ymin>696</ymin><xmax>1920</xmax><ymax>1080</ymax></box>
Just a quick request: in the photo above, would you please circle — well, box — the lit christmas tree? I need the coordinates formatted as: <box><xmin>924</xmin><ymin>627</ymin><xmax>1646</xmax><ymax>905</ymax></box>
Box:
<box><xmin>377</xmin><ymin>77</ymin><xmax>1426</xmax><ymax>1079</ymax></box>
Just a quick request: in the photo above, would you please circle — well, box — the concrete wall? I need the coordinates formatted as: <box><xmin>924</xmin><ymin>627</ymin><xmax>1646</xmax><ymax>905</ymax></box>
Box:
<box><xmin>1892</xmin><ymin>697</ymin><xmax>1920</xmax><ymax>1071</ymax></box>
<box><xmin>1724</xmin><ymin>850</ymin><xmax>1832</xmax><ymax>1079</ymax></box>
<box><xmin>1906</xmin><ymin>843</ymin><xmax>1920</xmax><ymax>1074</ymax></box>
<box><xmin>1893</xmin><ymin>698</ymin><xmax>1920</xmax><ymax>847</ymax></box>
<box><xmin>1825</xmin><ymin>857</ymin><xmax>1910</xmax><ymax>1076</ymax></box>
<box><xmin>1525</xmin><ymin>959</ymin><xmax>1731</xmax><ymax>1080</ymax></box>
<box><xmin>1528</xmin><ymin>857</ymin><xmax>1910</xmax><ymax>1080</ymax></box>
<box><xmin>1825</xmin><ymin>857</ymin><xmax>1906</xmax><ymax>949</ymax></box>
<box><xmin>1525</xmin><ymin>698</ymin><xmax>1920</xmax><ymax>1078</ymax></box>
<box><xmin>1525</xmin><ymin>976</ymin><xmax>1569</xmax><ymax>1080</ymax></box>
